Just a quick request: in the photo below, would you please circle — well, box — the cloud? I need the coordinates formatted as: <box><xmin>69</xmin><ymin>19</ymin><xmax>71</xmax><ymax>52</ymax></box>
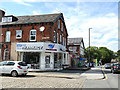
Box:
<box><xmin>33</xmin><ymin>11</ymin><xmax>39</xmax><ymax>15</ymax></box>
<box><xmin>12</xmin><ymin>0</ymin><xmax>32</xmax><ymax>6</ymax></box>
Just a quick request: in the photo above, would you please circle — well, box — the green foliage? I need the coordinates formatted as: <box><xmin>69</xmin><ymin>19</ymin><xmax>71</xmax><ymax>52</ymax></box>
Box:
<box><xmin>85</xmin><ymin>46</ymin><xmax>114</xmax><ymax>64</ymax></box>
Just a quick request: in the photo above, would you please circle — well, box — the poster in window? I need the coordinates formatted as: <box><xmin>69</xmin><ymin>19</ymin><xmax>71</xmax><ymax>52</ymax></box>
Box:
<box><xmin>16</xmin><ymin>30</ymin><xmax>22</xmax><ymax>39</ymax></box>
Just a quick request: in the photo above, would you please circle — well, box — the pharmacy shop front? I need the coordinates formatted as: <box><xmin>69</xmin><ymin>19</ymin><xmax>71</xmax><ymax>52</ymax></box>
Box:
<box><xmin>16</xmin><ymin>42</ymin><xmax>69</xmax><ymax>71</ymax></box>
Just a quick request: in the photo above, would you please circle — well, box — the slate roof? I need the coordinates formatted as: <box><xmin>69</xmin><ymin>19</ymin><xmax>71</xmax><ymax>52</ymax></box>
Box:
<box><xmin>0</xmin><ymin>13</ymin><xmax>62</xmax><ymax>25</ymax></box>
<box><xmin>68</xmin><ymin>38</ymin><xmax>83</xmax><ymax>44</ymax></box>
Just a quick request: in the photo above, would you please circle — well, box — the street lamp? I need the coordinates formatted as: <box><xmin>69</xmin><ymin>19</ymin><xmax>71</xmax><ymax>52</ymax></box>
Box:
<box><xmin>89</xmin><ymin>28</ymin><xmax>92</xmax><ymax>67</ymax></box>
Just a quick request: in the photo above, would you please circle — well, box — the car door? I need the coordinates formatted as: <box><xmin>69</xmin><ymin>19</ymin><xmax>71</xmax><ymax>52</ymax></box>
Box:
<box><xmin>4</xmin><ymin>62</ymin><xmax>15</xmax><ymax>73</ymax></box>
<box><xmin>0</xmin><ymin>61</ymin><xmax>7</xmax><ymax>73</ymax></box>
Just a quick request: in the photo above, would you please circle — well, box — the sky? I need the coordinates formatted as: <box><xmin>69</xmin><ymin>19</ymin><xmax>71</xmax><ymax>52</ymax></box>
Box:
<box><xmin>0</xmin><ymin>0</ymin><xmax>119</xmax><ymax>52</ymax></box>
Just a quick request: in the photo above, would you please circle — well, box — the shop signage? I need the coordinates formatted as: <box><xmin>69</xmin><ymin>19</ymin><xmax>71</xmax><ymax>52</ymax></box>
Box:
<box><xmin>16</xmin><ymin>43</ymin><xmax>44</xmax><ymax>52</ymax></box>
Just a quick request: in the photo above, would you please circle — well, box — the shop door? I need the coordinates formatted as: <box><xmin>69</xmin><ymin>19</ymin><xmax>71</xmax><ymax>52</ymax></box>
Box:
<box><xmin>45</xmin><ymin>55</ymin><xmax>51</xmax><ymax>68</ymax></box>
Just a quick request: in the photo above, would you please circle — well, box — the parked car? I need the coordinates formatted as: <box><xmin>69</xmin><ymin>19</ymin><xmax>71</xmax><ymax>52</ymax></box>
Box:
<box><xmin>104</xmin><ymin>63</ymin><xmax>111</xmax><ymax>69</ymax></box>
<box><xmin>0</xmin><ymin>61</ymin><xmax>28</xmax><ymax>77</ymax></box>
<box><xmin>111</xmin><ymin>63</ymin><xmax>120</xmax><ymax>73</ymax></box>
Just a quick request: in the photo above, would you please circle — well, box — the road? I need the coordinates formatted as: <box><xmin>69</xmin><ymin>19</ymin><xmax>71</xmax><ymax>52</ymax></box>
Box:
<box><xmin>83</xmin><ymin>66</ymin><xmax>119</xmax><ymax>89</ymax></box>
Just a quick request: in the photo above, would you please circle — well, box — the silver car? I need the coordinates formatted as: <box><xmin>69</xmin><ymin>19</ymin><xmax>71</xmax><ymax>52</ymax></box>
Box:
<box><xmin>0</xmin><ymin>61</ymin><xmax>28</xmax><ymax>77</ymax></box>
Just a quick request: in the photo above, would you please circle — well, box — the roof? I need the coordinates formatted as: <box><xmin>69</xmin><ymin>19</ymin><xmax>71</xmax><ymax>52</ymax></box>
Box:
<box><xmin>68</xmin><ymin>38</ymin><xmax>83</xmax><ymax>44</ymax></box>
<box><xmin>0</xmin><ymin>13</ymin><xmax>62</xmax><ymax>25</ymax></box>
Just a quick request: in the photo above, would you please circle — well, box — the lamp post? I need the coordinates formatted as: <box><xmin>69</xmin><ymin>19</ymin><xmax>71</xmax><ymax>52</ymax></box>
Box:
<box><xmin>89</xmin><ymin>28</ymin><xmax>92</xmax><ymax>67</ymax></box>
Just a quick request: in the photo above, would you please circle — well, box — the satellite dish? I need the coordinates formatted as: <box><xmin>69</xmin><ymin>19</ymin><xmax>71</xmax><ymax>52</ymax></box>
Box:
<box><xmin>39</xmin><ymin>26</ymin><xmax>45</xmax><ymax>31</ymax></box>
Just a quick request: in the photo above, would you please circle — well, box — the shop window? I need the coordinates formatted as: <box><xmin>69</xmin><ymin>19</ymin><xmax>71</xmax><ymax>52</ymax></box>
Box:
<box><xmin>16</xmin><ymin>30</ymin><xmax>22</xmax><ymax>39</ymax></box>
<box><xmin>30</xmin><ymin>30</ymin><xmax>36</xmax><ymax>41</ymax></box>
<box><xmin>58</xmin><ymin>20</ymin><xmax>60</xmax><ymax>29</ymax></box>
<box><xmin>3</xmin><ymin>49</ymin><xmax>9</xmax><ymax>60</ymax></box>
<box><xmin>53</xmin><ymin>31</ymin><xmax>56</xmax><ymax>42</ymax></box>
<box><xmin>5</xmin><ymin>31</ymin><xmax>11</xmax><ymax>42</ymax></box>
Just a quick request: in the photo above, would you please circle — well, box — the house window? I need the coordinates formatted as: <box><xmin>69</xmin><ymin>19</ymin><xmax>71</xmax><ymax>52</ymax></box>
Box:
<box><xmin>60</xmin><ymin>35</ymin><xmax>62</xmax><ymax>43</ymax></box>
<box><xmin>30</xmin><ymin>30</ymin><xmax>36</xmax><ymax>41</ymax></box>
<box><xmin>2</xmin><ymin>17</ymin><xmax>12</xmax><ymax>22</ymax></box>
<box><xmin>3</xmin><ymin>49</ymin><xmax>9</xmax><ymax>60</ymax></box>
<box><xmin>63</xmin><ymin>37</ymin><xmax>64</xmax><ymax>46</ymax></box>
<box><xmin>16</xmin><ymin>30</ymin><xmax>22</xmax><ymax>39</ymax></box>
<box><xmin>58</xmin><ymin>20</ymin><xmax>60</xmax><ymax>29</ymax></box>
<box><xmin>5</xmin><ymin>31</ymin><xmax>11</xmax><ymax>42</ymax></box>
<box><xmin>57</xmin><ymin>33</ymin><xmax>59</xmax><ymax>43</ymax></box>
<box><xmin>53</xmin><ymin>31</ymin><xmax>56</xmax><ymax>42</ymax></box>
<box><xmin>65</xmin><ymin>38</ymin><xmax>66</xmax><ymax>47</ymax></box>
<box><xmin>61</xmin><ymin>23</ymin><xmax>63</xmax><ymax>31</ymax></box>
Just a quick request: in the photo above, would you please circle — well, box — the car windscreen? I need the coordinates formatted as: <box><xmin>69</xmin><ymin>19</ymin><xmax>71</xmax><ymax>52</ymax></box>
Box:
<box><xmin>18</xmin><ymin>62</ymin><xmax>27</xmax><ymax>66</ymax></box>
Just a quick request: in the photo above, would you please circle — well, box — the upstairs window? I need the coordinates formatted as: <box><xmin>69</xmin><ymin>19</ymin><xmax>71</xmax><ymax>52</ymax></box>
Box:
<box><xmin>58</xmin><ymin>20</ymin><xmax>60</xmax><ymax>29</ymax></box>
<box><xmin>2</xmin><ymin>17</ymin><xmax>12</xmax><ymax>22</ymax></box>
<box><xmin>53</xmin><ymin>31</ymin><xmax>56</xmax><ymax>42</ymax></box>
<box><xmin>57</xmin><ymin>33</ymin><xmax>59</xmax><ymax>43</ymax></box>
<box><xmin>63</xmin><ymin>37</ymin><xmax>64</xmax><ymax>46</ymax></box>
<box><xmin>16</xmin><ymin>30</ymin><xmax>22</xmax><ymax>39</ymax></box>
<box><xmin>60</xmin><ymin>35</ymin><xmax>62</xmax><ymax>43</ymax></box>
<box><xmin>30</xmin><ymin>30</ymin><xmax>36</xmax><ymax>41</ymax></box>
<box><xmin>5</xmin><ymin>31</ymin><xmax>11</xmax><ymax>42</ymax></box>
<box><xmin>61</xmin><ymin>23</ymin><xmax>63</xmax><ymax>31</ymax></box>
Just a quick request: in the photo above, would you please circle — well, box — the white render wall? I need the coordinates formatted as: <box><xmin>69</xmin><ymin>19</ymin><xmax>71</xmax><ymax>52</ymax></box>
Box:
<box><xmin>40</xmin><ymin>52</ymin><xmax>54</xmax><ymax>70</ymax></box>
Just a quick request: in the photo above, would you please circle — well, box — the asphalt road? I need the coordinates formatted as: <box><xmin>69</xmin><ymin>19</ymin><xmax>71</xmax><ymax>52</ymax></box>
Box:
<box><xmin>83</xmin><ymin>67</ymin><xmax>119</xmax><ymax>89</ymax></box>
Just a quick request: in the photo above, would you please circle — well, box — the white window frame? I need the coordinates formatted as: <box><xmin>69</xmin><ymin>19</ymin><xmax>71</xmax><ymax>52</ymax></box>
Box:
<box><xmin>5</xmin><ymin>31</ymin><xmax>11</xmax><ymax>42</ymax></box>
<box><xmin>53</xmin><ymin>31</ymin><xmax>56</xmax><ymax>42</ymax></box>
<box><xmin>61</xmin><ymin>22</ymin><xmax>63</xmax><ymax>31</ymax></box>
<box><xmin>2</xmin><ymin>17</ymin><xmax>12</xmax><ymax>22</ymax></box>
<box><xmin>58</xmin><ymin>20</ymin><xmax>60</xmax><ymax>29</ymax></box>
<box><xmin>60</xmin><ymin>34</ymin><xmax>62</xmax><ymax>43</ymax></box>
<box><xmin>3</xmin><ymin>49</ymin><xmax>9</xmax><ymax>60</ymax></box>
<box><xmin>65</xmin><ymin>38</ymin><xmax>66</xmax><ymax>47</ymax></box>
<box><xmin>63</xmin><ymin>37</ymin><xmax>64</xmax><ymax>46</ymax></box>
<box><xmin>29</xmin><ymin>30</ymin><xmax>36</xmax><ymax>41</ymax></box>
<box><xmin>57</xmin><ymin>33</ymin><xmax>59</xmax><ymax>43</ymax></box>
<box><xmin>16</xmin><ymin>30</ymin><xmax>22</xmax><ymax>39</ymax></box>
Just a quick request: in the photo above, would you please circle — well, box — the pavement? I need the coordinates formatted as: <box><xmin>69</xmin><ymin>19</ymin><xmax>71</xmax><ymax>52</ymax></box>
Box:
<box><xmin>81</xmin><ymin>66</ymin><xmax>104</xmax><ymax>80</ymax></box>
<box><xmin>29</xmin><ymin>66</ymin><xmax>104</xmax><ymax>80</ymax></box>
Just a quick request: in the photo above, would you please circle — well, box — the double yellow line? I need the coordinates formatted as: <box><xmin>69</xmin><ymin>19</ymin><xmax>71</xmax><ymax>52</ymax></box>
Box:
<box><xmin>102</xmin><ymin>67</ymin><xmax>108</xmax><ymax>80</ymax></box>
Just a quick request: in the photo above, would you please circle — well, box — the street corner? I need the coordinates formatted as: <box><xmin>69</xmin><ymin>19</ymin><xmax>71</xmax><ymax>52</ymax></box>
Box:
<box><xmin>80</xmin><ymin>67</ymin><xmax>105</xmax><ymax>80</ymax></box>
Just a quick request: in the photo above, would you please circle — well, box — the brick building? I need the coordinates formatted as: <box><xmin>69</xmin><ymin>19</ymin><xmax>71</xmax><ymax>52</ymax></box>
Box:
<box><xmin>68</xmin><ymin>38</ymin><xmax>86</xmax><ymax>67</ymax></box>
<box><xmin>0</xmin><ymin>10</ymin><xmax>70</xmax><ymax>70</ymax></box>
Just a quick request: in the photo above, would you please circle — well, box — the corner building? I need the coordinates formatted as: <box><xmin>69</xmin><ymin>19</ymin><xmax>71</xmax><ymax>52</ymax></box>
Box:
<box><xmin>0</xmin><ymin>10</ymin><xmax>70</xmax><ymax>71</ymax></box>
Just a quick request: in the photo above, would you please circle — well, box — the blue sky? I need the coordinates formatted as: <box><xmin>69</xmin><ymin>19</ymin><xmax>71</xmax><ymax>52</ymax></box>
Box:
<box><xmin>0</xmin><ymin>0</ymin><xmax>118</xmax><ymax>52</ymax></box>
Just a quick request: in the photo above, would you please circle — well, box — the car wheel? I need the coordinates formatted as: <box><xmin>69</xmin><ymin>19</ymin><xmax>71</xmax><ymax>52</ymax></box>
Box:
<box><xmin>11</xmin><ymin>71</ymin><xmax>18</xmax><ymax>77</ymax></box>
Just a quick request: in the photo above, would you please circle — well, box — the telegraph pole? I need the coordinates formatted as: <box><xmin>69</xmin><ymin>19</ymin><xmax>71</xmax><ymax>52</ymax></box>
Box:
<box><xmin>89</xmin><ymin>28</ymin><xmax>92</xmax><ymax>67</ymax></box>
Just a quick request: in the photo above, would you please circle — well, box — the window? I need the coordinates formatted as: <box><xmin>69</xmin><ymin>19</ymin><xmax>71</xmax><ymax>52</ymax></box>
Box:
<box><xmin>58</xmin><ymin>20</ymin><xmax>60</xmax><ymax>29</ymax></box>
<box><xmin>53</xmin><ymin>31</ymin><xmax>56</xmax><ymax>42</ymax></box>
<box><xmin>60</xmin><ymin>35</ymin><xmax>62</xmax><ymax>43</ymax></box>
<box><xmin>57</xmin><ymin>33</ymin><xmax>59</xmax><ymax>43</ymax></box>
<box><xmin>2</xmin><ymin>17</ymin><xmax>12</xmax><ymax>22</ymax></box>
<box><xmin>30</xmin><ymin>30</ymin><xmax>36</xmax><ymax>41</ymax></box>
<box><xmin>61</xmin><ymin>23</ymin><xmax>63</xmax><ymax>31</ymax></box>
<box><xmin>63</xmin><ymin>37</ymin><xmax>64</xmax><ymax>46</ymax></box>
<box><xmin>3</xmin><ymin>49</ymin><xmax>9</xmax><ymax>60</ymax></box>
<box><xmin>65</xmin><ymin>38</ymin><xmax>66</xmax><ymax>47</ymax></box>
<box><xmin>5</xmin><ymin>31</ymin><xmax>11</xmax><ymax>42</ymax></box>
<box><xmin>16</xmin><ymin>30</ymin><xmax>22</xmax><ymax>39</ymax></box>
<box><xmin>7</xmin><ymin>62</ymin><xmax>15</xmax><ymax>66</ymax></box>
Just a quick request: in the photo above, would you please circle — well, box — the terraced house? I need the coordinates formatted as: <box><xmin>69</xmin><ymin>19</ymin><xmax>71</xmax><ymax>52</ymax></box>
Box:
<box><xmin>0</xmin><ymin>10</ymin><xmax>70</xmax><ymax>71</ymax></box>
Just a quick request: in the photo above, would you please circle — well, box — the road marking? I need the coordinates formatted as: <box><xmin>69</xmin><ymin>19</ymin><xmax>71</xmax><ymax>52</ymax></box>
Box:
<box><xmin>102</xmin><ymin>67</ymin><xmax>108</xmax><ymax>80</ymax></box>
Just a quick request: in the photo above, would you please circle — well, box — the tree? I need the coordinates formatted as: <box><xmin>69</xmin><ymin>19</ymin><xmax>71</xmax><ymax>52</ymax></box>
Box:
<box><xmin>85</xmin><ymin>46</ymin><xmax>114</xmax><ymax>64</ymax></box>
